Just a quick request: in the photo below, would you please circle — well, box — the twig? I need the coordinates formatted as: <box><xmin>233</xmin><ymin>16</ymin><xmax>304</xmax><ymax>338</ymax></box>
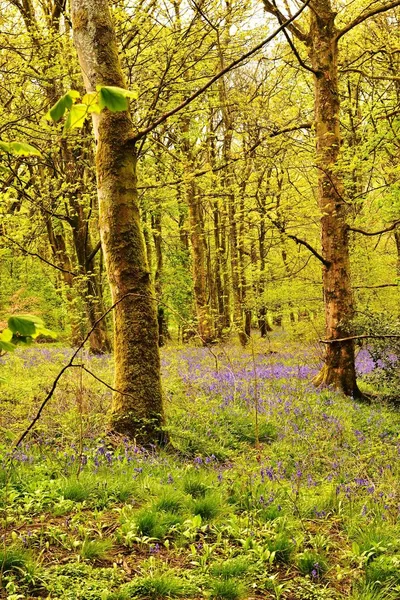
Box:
<box><xmin>132</xmin><ymin>0</ymin><xmax>312</xmax><ymax>141</ymax></box>
<box><xmin>13</xmin><ymin>292</ymin><xmax>143</xmax><ymax>447</ymax></box>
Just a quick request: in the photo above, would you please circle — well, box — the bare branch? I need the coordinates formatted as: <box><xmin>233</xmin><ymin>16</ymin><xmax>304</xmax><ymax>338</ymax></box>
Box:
<box><xmin>336</xmin><ymin>1</ymin><xmax>400</xmax><ymax>42</ymax></box>
<box><xmin>320</xmin><ymin>334</ymin><xmax>400</xmax><ymax>343</ymax></box>
<box><xmin>137</xmin><ymin>124</ymin><xmax>311</xmax><ymax>190</ymax></box>
<box><xmin>286</xmin><ymin>233</ymin><xmax>330</xmax><ymax>268</ymax></box>
<box><xmin>341</xmin><ymin>67</ymin><xmax>400</xmax><ymax>82</ymax></box>
<box><xmin>262</xmin><ymin>0</ymin><xmax>309</xmax><ymax>42</ymax></box>
<box><xmin>132</xmin><ymin>0</ymin><xmax>312</xmax><ymax>141</ymax></box>
<box><xmin>14</xmin><ymin>292</ymin><xmax>138</xmax><ymax>448</ymax></box>
<box><xmin>85</xmin><ymin>239</ymin><xmax>101</xmax><ymax>268</ymax></box>
<box><xmin>348</xmin><ymin>221</ymin><xmax>400</xmax><ymax>236</ymax></box>
<box><xmin>2</xmin><ymin>233</ymin><xmax>77</xmax><ymax>276</ymax></box>
<box><xmin>354</xmin><ymin>283</ymin><xmax>398</xmax><ymax>289</ymax></box>
<box><xmin>269</xmin><ymin>0</ymin><xmax>317</xmax><ymax>74</ymax></box>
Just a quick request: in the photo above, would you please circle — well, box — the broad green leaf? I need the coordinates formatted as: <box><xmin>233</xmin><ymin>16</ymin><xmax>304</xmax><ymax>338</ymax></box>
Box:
<box><xmin>18</xmin><ymin>314</ymin><xmax>44</xmax><ymax>328</ymax></box>
<box><xmin>0</xmin><ymin>141</ymin><xmax>42</xmax><ymax>156</ymax></box>
<box><xmin>64</xmin><ymin>103</ymin><xmax>88</xmax><ymax>131</ymax></box>
<box><xmin>8</xmin><ymin>315</ymin><xmax>38</xmax><ymax>336</ymax></box>
<box><xmin>82</xmin><ymin>92</ymin><xmax>97</xmax><ymax>106</ymax></box>
<box><xmin>0</xmin><ymin>340</ymin><xmax>15</xmax><ymax>352</ymax></box>
<box><xmin>97</xmin><ymin>86</ymin><xmax>137</xmax><ymax>112</ymax></box>
<box><xmin>47</xmin><ymin>90</ymin><xmax>80</xmax><ymax>122</ymax></box>
<box><xmin>98</xmin><ymin>86</ymin><xmax>128</xmax><ymax>112</ymax></box>
<box><xmin>0</xmin><ymin>328</ymin><xmax>13</xmax><ymax>342</ymax></box>
<box><xmin>33</xmin><ymin>327</ymin><xmax>58</xmax><ymax>340</ymax></box>
<box><xmin>88</xmin><ymin>103</ymin><xmax>101</xmax><ymax>114</ymax></box>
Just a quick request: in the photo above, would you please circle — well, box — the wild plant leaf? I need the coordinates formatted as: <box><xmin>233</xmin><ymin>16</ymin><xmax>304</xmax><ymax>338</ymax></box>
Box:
<box><xmin>8</xmin><ymin>316</ymin><xmax>38</xmax><ymax>336</ymax></box>
<box><xmin>0</xmin><ymin>340</ymin><xmax>15</xmax><ymax>352</ymax></box>
<box><xmin>0</xmin><ymin>141</ymin><xmax>42</xmax><ymax>156</ymax></box>
<box><xmin>64</xmin><ymin>103</ymin><xmax>88</xmax><ymax>131</ymax></box>
<box><xmin>97</xmin><ymin>86</ymin><xmax>137</xmax><ymax>112</ymax></box>
<box><xmin>47</xmin><ymin>90</ymin><xmax>80</xmax><ymax>122</ymax></box>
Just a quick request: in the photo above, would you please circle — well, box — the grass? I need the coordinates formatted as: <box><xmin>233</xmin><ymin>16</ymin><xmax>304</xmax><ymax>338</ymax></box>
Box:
<box><xmin>80</xmin><ymin>538</ymin><xmax>113</xmax><ymax>561</ymax></box>
<box><xmin>1</xmin><ymin>336</ymin><xmax>400</xmax><ymax>599</ymax></box>
<box><xmin>209</xmin><ymin>579</ymin><xmax>247</xmax><ymax>600</ymax></box>
<box><xmin>120</xmin><ymin>571</ymin><xmax>191</xmax><ymax>599</ymax></box>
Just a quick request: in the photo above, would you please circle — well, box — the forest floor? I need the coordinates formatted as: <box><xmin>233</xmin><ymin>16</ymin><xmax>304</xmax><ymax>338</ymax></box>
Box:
<box><xmin>0</xmin><ymin>333</ymin><xmax>400</xmax><ymax>600</ymax></box>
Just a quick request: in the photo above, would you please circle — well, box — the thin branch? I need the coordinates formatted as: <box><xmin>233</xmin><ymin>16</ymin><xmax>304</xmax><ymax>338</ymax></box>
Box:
<box><xmin>340</xmin><ymin>67</ymin><xmax>400</xmax><ymax>82</ymax></box>
<box><xmin>286</xmin><ymin>233</ymin><xmax>330</xmax><ymax>267</ymax></box>
<box><xmin>262</xmin><ymin>0</ymin><xmax>309</xmax><ymax>42</ymax></box>
<box><xmin>354</xmin><ymin>283</ymin><xmax>398</xmax><ymax>289</ymax></box>
<box><xmin>132</xmin><ymin>0</ymin><xmax>312</xmax><ymax>142</ymax></box>
<box><xmin>348</xmin><ymin>220</ymin><xmax>400</xmax><ymax>236</ymax></box>
<box><xmin>320</xmin><ymin>334</ymin><xmax>400</xmax><ymax>343</ymax></box>
<box><xmin>336</xmin><ymin>1</ymin><xmax>400</xmax><ymax>42</ymax></box>
<box><xmin>85</xmin><ymin>240</ymin><xmax>101</xmax><ymax>268</ymax></box>
<box><xmin>2</xmin><ymin>233</ymin><xmax>77</xmax><ymax>276</ymax></box>
<box><xmin>137</xmin><ymin>123</ymin><xmax>311</xmax><ymax>190</ymax></box>
<box><xmin>14</xmin><ymin>292</ymin><xmax>139</xmax><ymax>448</ymax></box>
<box><xmin>78</xmin><ymin>364</ymin><xmax>135</xmax><ymax>399</ymax></box>
<box><xmin>270</xmin><ymin>0</ymin><xmax>318</xmax><ymax>74</ymax></box>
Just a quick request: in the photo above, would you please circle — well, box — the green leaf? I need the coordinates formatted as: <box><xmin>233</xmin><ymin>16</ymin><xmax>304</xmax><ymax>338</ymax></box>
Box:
<box><xmin>0</xmin><ymin>141</ymin><xmax>42</xmax><ymax>156</ymax></box>
<box><xmin>0</xmin><ymin>340</ymin><xmax>15</xmax><ymax>352</ymax></box>
<box><xmin>0</xmin><ymin>328</ymin><xmax>13</xmax><ymax>342</ymax></box>
<box><xmin>47</xmin><ymin>90</ymin><xmax>80</xmax><ymax>122</ymax></box>
<box><xmin>98</xmin><ymin>86</ymin><xmax>128</xmax><ymax>112</ymax></box>
<box><xmin>8</xmin><ymin>316</ymin><xmax>38</xmax><ymax>336</ymax></box>
<box><xmin>97</xmin><ymin>86</ymin><xmax>137</xmax><ymax>113</ymax></box>
<box><xmin>33</xmin><ymin>327</ymin><xmax>58</xmax><ymax>340</ymax></box>
<box><xmin>64</xmin><ymin>103</ymin><xmax>88</xmax><ymax>131</ymax></box>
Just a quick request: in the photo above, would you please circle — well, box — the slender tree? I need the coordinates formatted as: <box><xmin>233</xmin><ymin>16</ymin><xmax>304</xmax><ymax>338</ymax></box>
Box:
<box><xmin>70</xmin><ymin>0</ymin><xmax>166</xmax><ymax>443</ymax></box>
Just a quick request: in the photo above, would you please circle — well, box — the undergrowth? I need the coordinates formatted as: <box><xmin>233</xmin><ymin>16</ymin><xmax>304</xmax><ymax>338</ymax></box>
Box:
<box><xmin>0</xmin><ymin>336</ymin><xmax>400</xmax><ymax>599</ymax></box>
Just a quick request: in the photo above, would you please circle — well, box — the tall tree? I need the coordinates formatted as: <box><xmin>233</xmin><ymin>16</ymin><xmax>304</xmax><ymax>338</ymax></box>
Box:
<box><xmin>70</xmin><ymin>0</ymin><xmax>165</xmax><ymax>443</ymax></box>
<box><xmin>263</xmin><ymin>0</ymin><xmax>400</xmax><ymax>397</ymax></box>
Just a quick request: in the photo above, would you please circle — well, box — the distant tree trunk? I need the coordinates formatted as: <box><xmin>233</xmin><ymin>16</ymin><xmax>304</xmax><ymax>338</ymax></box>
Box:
<box><xmin>187</xmin><ymin>179</ymin><xmax>214</xmax><ymax>343</ymax></box>
<box><xmin>68</xmin><ymin>186</ymin><xmax>111</xmax><ymax>354</ymax></box>
<box><xmin>307</xmin><ymin>1</ymin><xmax>361</xmax><ymax>397</ymax></box>
<box><xmin>395</xmin><ymin>231</ymin><xmax>400</xmax><ymax>278</ymax></box>
<box><xmin>256</xmin><ymin>171</ymin><xmax>272</xmax><ymax>336</ymax></box>
<box><xmin>152</xmin><ymin>209</ymin><xmax>168</xmax><ymax>346</ymax></box>
<box><xmin>45</xmin><ymin>217</ymin><xmax>81</xmax><ymax>345</ymax></box>
<box><xmin>71</xmin><ymin>0</ymin><xmax>165</xmax><ymax>443</ymax></box>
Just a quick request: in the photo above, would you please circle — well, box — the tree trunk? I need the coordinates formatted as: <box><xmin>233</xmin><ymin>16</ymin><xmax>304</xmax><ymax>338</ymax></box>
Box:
<box><xmin>71</xmin><ymin>0</ymin><xmax>165</xmax><ymax>443</ymax></box>
<box><xmin>395</xmin><ymin>231</ymin><xmax>400</xmax><ymax>279</ymax></box>
<box><xmin>45</xmin><ymin>217</ymin><xmax>82</xmax><ymax>346</ymax></box>
<box><xmin>187</xmin><ymin>179</ymin><xmax>214</xmax><ymax>343</ymax></box>
<box><xmin>308</xmin><ymin>1</ymin><xmax>361</xmax><ymax>397</ymax></box>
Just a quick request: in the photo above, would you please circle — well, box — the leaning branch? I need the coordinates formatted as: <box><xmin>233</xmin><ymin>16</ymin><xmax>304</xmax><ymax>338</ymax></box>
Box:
<box><xmin>14</xmin><ymin>292</ymin><xmax>136</xmax><ymax>448</ymax></box>
<box><xmin>262</xmin><ymin>0</ymin><xmax>309</xmax><ymax>42</ymax></box>
<box><xmin>2</xmin><ymin>233</ymin><xmax>77</xmax><ymax>276</ymax></box>
<box><xmin>348</xmin><ymin>220</ymin><xmax>400</xmax><ymax>236</ymax></box>
<box><xmin>336</xmin><ymin>0</ymin><xmax>400</xmax><ymax>42</ymax></box>
<box><xmin>132</xmin><ymin>0</ymin><xmax>311</xmax><ymax>141</ymax></box>
<box><xmin>286</xmin><ymin>233</ymin><xmax>330</xmax><ymax>268</ymax></box>
<box><xmin>320</xmin><ymin>334</ymin><xmax>400</xmax><ymax>343</ymax></box>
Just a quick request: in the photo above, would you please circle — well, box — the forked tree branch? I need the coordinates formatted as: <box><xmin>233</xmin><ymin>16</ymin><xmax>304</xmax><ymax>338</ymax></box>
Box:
<box><xmin>335</xmin><ymin>0</ymin><xmax>400</xmax><ymax>42</ymax></box>
<box><xmin>132</xmin><ymin>0</ymin><xmax>312</xmax><ymax>141</ymax></box>
<box><xmin>262</xmin><ymin>0</ymin><xmax>309</xmax><ymax>42</ymax></box>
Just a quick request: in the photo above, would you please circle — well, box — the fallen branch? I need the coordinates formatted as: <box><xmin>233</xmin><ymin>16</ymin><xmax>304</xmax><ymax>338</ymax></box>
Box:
<box><xmin>320</xmin><ymin>334</ymin><xmax>400</xmax><ymax>344</ymax></box>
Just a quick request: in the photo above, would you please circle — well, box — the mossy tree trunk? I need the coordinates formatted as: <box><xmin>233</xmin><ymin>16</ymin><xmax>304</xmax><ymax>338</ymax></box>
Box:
<box><xmin>71</xmin><ymin>0</ymin><xmax>165</xmax><ymax>443</ymax></box>
<box><xmin>307</xmin><ymin>1</ymin><xmax>361</xmax><ymax>397</ymax></box>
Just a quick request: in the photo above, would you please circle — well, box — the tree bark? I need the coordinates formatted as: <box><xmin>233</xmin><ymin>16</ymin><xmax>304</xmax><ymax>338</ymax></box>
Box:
<box><xmin>307</xmin><ymin>1</ymin><xmax>361</xmax><ymax>397</ymax></box>
<box><xmin>71</xmin><ymin>0</ymin><xmax>166</xmax><ymax>443</ymax></box>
